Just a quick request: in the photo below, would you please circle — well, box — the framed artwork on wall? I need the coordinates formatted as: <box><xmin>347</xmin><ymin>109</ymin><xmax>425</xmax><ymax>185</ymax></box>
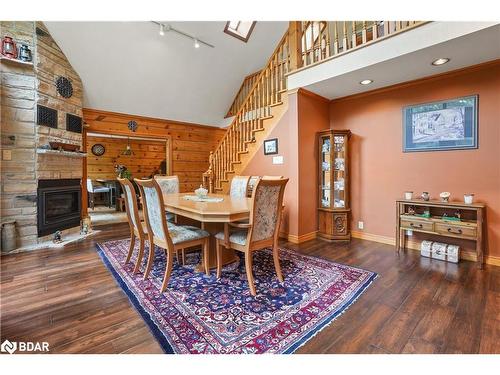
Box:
<box><xmin>264</xmin><ymin>138</ymin><xmax>278</xmax><ymax>155</ymax></box>
<box><xmin>402</xmin><ymin>95</ymin><xmax>478</xmax><ymax>152</ymax></box>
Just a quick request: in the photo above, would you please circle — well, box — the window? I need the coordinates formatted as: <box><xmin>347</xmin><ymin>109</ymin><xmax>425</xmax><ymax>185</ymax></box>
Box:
<box><xmin>224</xmin><ymin>21</ymin><xmax>256</xmax><ymax>43</ymax></box>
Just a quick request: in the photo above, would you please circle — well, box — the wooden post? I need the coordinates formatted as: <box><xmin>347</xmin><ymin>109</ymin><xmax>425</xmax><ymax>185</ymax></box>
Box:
<box><xmin>81</xmin><ymin>127</ymin><xmax>88</xmax><ymax>218</ymax></box>
<box><xmin>288</xmin><ymin>21</ymin><xmax>303</xmax><ymax>71</ymax></box>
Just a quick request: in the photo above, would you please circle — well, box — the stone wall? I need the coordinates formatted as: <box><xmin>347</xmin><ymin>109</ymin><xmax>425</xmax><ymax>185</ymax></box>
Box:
<box><xmin>1</xmin><ymin>21</ymin><xmax>38</xmax><ymax>247</ymax></box>
<box><xmin>35</xmin><ymin>22</ymin><xmax>83</xmax><ymax>180</ymax></box>
<box><xmin>1</xmin><ymin>21</ymin><xmax>83</xmax><ymax>251</ymax></box>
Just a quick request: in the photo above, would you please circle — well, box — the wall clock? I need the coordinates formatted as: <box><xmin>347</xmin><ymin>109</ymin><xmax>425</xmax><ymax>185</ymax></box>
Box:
<box><xmin>91</xmin><ymin>143</ymin><xmax>105</xmax><ymax>156</ymax></box>
<box><xmin>55</xmin><ymin>76</ymin><xmax>73</xmax><ymax>98</ymax></box>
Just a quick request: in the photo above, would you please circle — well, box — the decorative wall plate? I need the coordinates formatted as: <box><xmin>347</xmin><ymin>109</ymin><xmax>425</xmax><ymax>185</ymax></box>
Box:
<box><xmin>55</xmin><ymin>76</ymin><xmax>73</xmax><ymax>98</ymax></box>
<box><xmin>127</xmin><ymin>120</ymin><xmax>138</xmax><ymax>132</ymax></box>
<box><xmin>91</xmin><ymin>143</ymin><xmax>105</xmax><ymax>156</ymax></box>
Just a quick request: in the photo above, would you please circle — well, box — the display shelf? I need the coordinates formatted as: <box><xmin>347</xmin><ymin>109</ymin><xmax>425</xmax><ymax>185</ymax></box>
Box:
<box><xmin>36</xmin><ymin>148</ymin><xmax>87</xmax><ymax>158</ymax></box>
<box><xmin>0</xmin><ymin>56</ymin><xmax>34</xmax><ymax>68</ymax></box>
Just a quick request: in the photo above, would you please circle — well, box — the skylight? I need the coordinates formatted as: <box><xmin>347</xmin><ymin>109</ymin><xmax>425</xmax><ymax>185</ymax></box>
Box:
<box><xmin>224</xmin><ymin>21</ymin><xmax>256</xmax><ymax>42</ymax></box>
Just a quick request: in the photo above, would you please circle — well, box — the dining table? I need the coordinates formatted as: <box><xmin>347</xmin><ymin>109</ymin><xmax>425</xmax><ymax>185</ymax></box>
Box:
<box><xmin>162</xmin><ymin>192</ymin><xmax>251</xmax><ymax>272</ymax></box>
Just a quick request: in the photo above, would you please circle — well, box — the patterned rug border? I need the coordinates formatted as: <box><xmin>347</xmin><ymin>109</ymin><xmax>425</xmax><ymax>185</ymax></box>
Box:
<box><xmin>96</xmin><ymin>242</ymin><xmax>377</xmax><ymax>354</ymax></box>
<box><xmin>96</xmin><ymin>243</ymin><xmax>172</xmax><ymax>353</ymax></box>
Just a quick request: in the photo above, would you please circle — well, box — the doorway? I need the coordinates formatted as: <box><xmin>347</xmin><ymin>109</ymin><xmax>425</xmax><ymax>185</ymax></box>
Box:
<box><xmin>84</xmin><ymin>132</ymin><xmax>172</xmax><ymax>226</ymax></box>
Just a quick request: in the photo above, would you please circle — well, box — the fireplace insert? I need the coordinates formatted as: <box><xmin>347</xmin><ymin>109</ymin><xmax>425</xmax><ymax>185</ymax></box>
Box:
<box><xmin>37</xmin><ymin>179</ymin><xmax>81</xmax><ymax>237</ymax></box>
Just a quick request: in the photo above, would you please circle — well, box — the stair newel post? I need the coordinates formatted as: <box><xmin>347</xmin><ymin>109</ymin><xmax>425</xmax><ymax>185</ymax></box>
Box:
<box><xmin>288</xmin><ymin>21</ymin><xmax>303</xmax><ymax>72</ymax></box>
<box><xmin>204</xmin><ymin>151</ymin><xmax>214</xmax><ymax>193</ymax></box>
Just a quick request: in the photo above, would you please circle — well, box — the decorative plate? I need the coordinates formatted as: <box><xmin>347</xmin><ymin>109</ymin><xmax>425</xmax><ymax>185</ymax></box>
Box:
<box><xmin>91</xmin><ymin>143</ymin><xmax>105</xmax><ymax>156</ymax></box>
<box><xmin>55</xmin><ymin>76</ymin><xmax>73</xmax><ymax>98</ymax></box>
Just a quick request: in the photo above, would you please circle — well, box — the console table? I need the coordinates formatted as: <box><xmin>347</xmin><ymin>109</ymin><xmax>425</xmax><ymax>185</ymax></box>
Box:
<box><xmin>396</xmin><ymin>199</ymin><xmax>486</xmax><ymax>268</ymax></box>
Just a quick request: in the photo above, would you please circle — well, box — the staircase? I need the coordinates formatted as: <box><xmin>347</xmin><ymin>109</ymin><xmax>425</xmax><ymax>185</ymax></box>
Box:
<box><xmin>203</xmin><ymin>32</ymin><xmax>290</xmax><ymax>193</ymax></box>
<box><xmin>203</xmin><ymin>21</ymin><xmax>423</xmax><ymax>193</ymax></box>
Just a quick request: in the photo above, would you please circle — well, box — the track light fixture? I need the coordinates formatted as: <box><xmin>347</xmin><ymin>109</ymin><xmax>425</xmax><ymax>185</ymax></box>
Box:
<box><xmin>152</xmin><ymin>21</ymin><xmax>215</xmax><ymax>49</ymax></box>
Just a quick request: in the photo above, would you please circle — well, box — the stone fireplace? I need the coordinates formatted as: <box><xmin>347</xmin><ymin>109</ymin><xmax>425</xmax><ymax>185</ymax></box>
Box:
<box><xmin>1</xmin><ymin>22</ymin><xmax>84</xmax><ymax>252</ymax></box>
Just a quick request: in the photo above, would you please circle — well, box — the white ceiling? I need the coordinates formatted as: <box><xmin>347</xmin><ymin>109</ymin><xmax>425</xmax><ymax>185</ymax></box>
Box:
<box><xmin>45</xmin><ymin>21</ymin><xmax>288</xmax><ymax>126</ymax></box>
<box><xmin>288</xmin><ymin>22</ymin><xmax>500</xmax><ymax>100</ymax></box>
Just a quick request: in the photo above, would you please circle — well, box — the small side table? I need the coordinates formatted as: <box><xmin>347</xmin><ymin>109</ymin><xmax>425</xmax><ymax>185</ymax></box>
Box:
<box><xmin>116</xmin><ymin>197</ymin><xmax>126</xmax><ymax>212</ymax></box>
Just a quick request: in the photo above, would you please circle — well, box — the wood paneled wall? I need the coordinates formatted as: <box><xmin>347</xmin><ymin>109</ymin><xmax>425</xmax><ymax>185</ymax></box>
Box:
<box><xmin>86</xmin><ymin>136</ymin><xmax>167</xmax><ymax>180</ymax></box>
<box><xmin>83</xmin><ymin>109</ymin><xmax>226</xmax><ymax>193</ymax></box>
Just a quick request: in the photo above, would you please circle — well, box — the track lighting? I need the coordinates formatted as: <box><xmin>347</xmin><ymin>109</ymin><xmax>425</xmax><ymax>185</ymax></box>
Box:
<box><xmin>152</xmin><ymin>21</ymin><xmax>215</xmax><ymax>49</ymax></box>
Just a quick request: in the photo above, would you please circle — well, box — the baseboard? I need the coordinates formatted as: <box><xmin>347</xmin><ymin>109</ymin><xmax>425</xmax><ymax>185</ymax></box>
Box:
<box><xmin>351</xmin><ymin>230</ymin><xmax>500</xmax><ymax>266</ymax></box>
<box><xmin>280</xmin><ymin>231</ymin><xmax>318</xmax><ymax>244</ymax></box>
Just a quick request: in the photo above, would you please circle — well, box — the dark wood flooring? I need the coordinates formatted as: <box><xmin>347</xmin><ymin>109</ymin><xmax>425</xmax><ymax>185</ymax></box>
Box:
<box><xmin>1</xmin><ymin>222</ymin><xmax>499</xmax><ymax>354</ymax></box>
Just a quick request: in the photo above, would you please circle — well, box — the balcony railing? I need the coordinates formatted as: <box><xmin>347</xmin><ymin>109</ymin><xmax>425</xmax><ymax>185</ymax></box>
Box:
<box><xmin>289</xmin><ymin>21</ymin><xmax>425</xmax><ymax>71</ymax></box>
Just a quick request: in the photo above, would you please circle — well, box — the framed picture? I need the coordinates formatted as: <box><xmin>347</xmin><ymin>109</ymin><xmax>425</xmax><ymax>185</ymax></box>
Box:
<box><xmin>264</xmin><ymin>138</ymin><xmax>278</xmax><ymax>155</ymax></box>
<box><xmin>403</xmin><ymin>95</ymin><xmax>478</xmax><ymax>152</ymax></box>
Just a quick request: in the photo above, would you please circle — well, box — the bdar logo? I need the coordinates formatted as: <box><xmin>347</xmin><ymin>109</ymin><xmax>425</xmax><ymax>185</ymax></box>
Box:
<box><xmin>1</xmin><ymin>339</ymin><xmax>17</xmax><ymax>354</ymax></box>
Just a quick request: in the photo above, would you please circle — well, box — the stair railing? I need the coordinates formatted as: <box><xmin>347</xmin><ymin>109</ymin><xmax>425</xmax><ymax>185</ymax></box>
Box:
<box><xmin>225</xmin><ymin>70</ymin><xmax>261</xmax><ymax>118</ymax></box>
<box><xmin>203</xmin><ymin>32</ymin><xmax>290</xmax><ymax>192</ymax></box>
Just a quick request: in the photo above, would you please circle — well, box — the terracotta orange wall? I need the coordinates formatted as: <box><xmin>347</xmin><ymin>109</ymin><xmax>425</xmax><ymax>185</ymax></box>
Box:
<box><xmin>297</xmin><ymin>91</ymin><xmax>330</xmax><ymax>235</ymax></box>
<box><xmin>242</xmin><ymin>93</ymin><xmax>299</xmax><ymax>237</ymax></box>
<box><xmin>242</xmin><ymin>90</ymin><xmax>329</xmax><ymax>239</ymax></box>
<box><xmin>329</xmin><ymin>62</ymin><xmax>500</xmax><ymax>259</ymax></box>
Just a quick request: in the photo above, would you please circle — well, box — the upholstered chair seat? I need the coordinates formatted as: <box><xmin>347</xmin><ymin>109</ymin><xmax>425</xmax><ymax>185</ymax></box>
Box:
<box><xmin>168</xmin><ymin>224</ymin><xmax>209</xmax><ymax>245</ymax></box>
<box><xmin>215</xmin><ymin>230</ymin><xmax>247</xmax><ymax>246</ymax></box>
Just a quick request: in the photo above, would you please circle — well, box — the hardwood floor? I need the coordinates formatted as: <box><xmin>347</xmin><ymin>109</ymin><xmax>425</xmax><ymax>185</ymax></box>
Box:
<box><xmin>1</xmin><ymin>222</ymin><xmax>499</xmax><ymax>354</ymax></box>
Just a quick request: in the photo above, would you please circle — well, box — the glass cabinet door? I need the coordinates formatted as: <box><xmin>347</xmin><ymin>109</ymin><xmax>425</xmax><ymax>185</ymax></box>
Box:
<box><xmin>320</xmin><ymin>135</ymin><xmax>331</xmax><ymax>208</ymax></box>
<box><xmin>333</xmin><ymin>135</ymin><xmax>346</xmax><ymax>208</ymax></box>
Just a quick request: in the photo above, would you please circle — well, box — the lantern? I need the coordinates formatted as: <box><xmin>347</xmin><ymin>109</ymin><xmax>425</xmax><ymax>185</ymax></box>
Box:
<box><xmin>18</xmin><ymin>44</ymin><xmax>32</xmax><ymax>62</ymax></box>
<box><xmin>1</xmin><ymin>36</ymin><xmax>17</xmax><ymax>59</ymax></box>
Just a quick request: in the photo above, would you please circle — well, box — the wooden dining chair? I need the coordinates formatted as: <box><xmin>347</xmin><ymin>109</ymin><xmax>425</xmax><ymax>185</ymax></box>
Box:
<box><xmin>230</xmin><ymin>175</ymin><xmax>251</xmax><ymax>199</ymax></box>
<box><xmin>117</xmin><ymin>178</ymin><xmax>148</xmax><ymax>274</ymax></box>
<box><xmin>87</xmin><ymin>178</ymin><xmax>111</xmax><ymax>209</ymax></box>
<box><xmin>135</xmin><ymin>178</ymin><xmax>210</xmax><ymax>291</ymax></box>
<box><xmin>215</xmin><ymin>178</ymin><xmax>289</xmax><ymax>296</ymax></box>
<box><xmin>154</xmin><ymin>175</ymin><xmax>179</xmax><ymax>222</ymax></box>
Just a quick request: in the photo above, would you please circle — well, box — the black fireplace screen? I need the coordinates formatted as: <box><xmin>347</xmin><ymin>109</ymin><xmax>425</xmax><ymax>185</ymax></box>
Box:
<box><xmin>37</xmin><ymin>179</ymin><xmax>81</xmax><ymax>237</ymax></box>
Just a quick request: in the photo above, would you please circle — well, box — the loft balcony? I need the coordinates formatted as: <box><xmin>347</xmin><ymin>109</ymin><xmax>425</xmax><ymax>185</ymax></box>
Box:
<box><xmin>287</xmin><ymin>21</ymin><xmax>500</xmax><ymax>99</ymax></box>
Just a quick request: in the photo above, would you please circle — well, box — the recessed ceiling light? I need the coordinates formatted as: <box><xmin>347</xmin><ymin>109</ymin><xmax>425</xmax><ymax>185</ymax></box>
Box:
<box><xmin>432</xmin><ymin>58</ymin><xmax>450</xmax><ymax>66</ymax></box>
<box><xmin>194</xmin><ymin>39</ymin><xmax>200</xmax><ymax>49</ymax></box>
<box><xmin>360</xmin><ymin>79</ymin><xmax>373</xmax><ymax>85</ymax></box>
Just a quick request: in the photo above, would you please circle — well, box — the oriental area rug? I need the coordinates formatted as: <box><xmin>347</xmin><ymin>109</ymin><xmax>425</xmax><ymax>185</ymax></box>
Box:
<box><xmin>97</xmin><ymin>239</ymin><xmax>376</xmax><ymax>354</ymax></box>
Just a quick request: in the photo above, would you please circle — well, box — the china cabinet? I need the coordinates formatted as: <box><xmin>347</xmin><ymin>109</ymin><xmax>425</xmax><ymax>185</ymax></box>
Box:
<box><xmin>317</xmin><ymin>129</ymin><xmax>351</xmax><ymax>241</ymax></box>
